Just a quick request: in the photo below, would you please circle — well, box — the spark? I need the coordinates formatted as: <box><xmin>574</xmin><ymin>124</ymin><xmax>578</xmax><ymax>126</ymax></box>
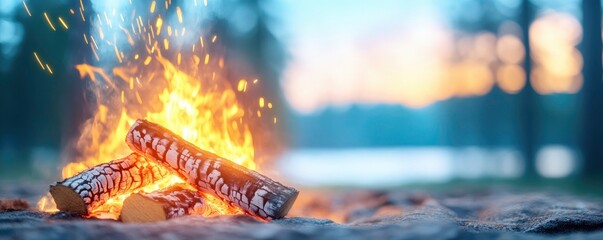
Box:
<box><xmin>144</xmin><ymin>56</ymin><xmax>152</xmax><ymax>65</ymax></box>
<box><xmin>177</xmin><ymin>53</ymin><xmax>182</xmax><ymax>65</ymax></box>
<box><xmin>120</xmin><ymin>26</ymin><xmax>135</xmax><ymax>45</ymax></box>
<box><xmin>134</xmin><ymin>54</ymin><xmax>139</xmax><ymax>60</ymax></box>
<box><xmin>79</xmin><ymin>0</ymin><xmax>85</xmax><ymax>11</ymax></box>
<box><xmin>268</xmin><ymin>102</ymin><xmax>273</xmax><ymax>109</ymax></box>
<box><xmin>257</xmin><ymin>110</ymin><xmax>262</xmax><ymax>118</ymax></box>
<box><xmin>70</xmin><ymin>9</ymin><xmax>75</xmax><ymax>15</ymax></box>
<box><xmin>199</xmin><ymin>37</ymin><xmax>204</xmax><ymax>48</ymax></box>
<box><xmin>90</xmin><ymin>35</ymin><xmax>99</xmax><ymax>49</ymax></box>
<box><xmin>98</xmin><ymin>26</ymin><xmax>105</xmax><ymax>40</ymax></box>
<box><xmin>212</xmin><ymin>35</ymin><xmax>217</xmax><ymax>43</ymax></box>
<box><xmin>204</xmin><ymin>0</ymin><xmax>207</xmax><ymax>7</ymax></box>
<box><xmin>22</xmin><ymin>1</ymin><xmax>31</xmax><ymax>16</ymax></box>
<box><xmin>163</xmin><ymin>38</ymin><xmax>169</xmax><ymax>50</ymax></box>
<box><xmin>90</xmin><ymin>44</ymin><xmax>100</xmax><ymax>61</ymax></box>
<box><xmin>33</xmin><ymin>52</ymin><xmax>45</xmax><ymax>70</ymax></box>
<box><xmin>193</xmin><ymin>55</ymin><xmax>200</xmax><ymax>65</ymax></box>
<box><xmin>114</xmin><ymin>42</ymin><xmax>123</xmax><ymax>63</ymax></box>
<box><xmin>204</xmin><ymin>54</ymin><xmax>209</xmax><ymax>64</ymax></box>
<box><xmin>135</xmin><ymin>19</ymin><xmax>141</xmax><ymax>33</ymax></box>
<box><xmin>274</xmin><ymin>117</ymin><xmax>277</xmax><ymax>124</ymax></box>
<box><xmin>155</xmin><ymin>17</ymin><xmax>163</xmax><ymax>35</ymax></box>
<box><xmin>44</xmin><ymin>12</ymin><xmax>56</xmax><ymax>31</ymax></box>
<box><xmin>135</xmin><ymin>91</ymin><xmax>143</xmax><ymax>104</ymax></box>
<box><xmin>253</xmin><ymin>79</ymin><xmax>258</xmax><ymax>84</ymax></box>
<box><xmin>150</xmin><ymin>1</ymin><xmax>156</xmax><ymax>13</ymax></box>
<box><xmin>259</xmin><ymin>97</ymin><xmax>265</xmax><ymax>108</ymax></box>
<box><xmin>104</xmin><ymin>11</ymin><xmax>112</xmax><ymax>28</ymax></box>
<box><xmin>138</xmin><ymin>16</ymin><xmax>143</xmax><ymax>31</ymax></box>
<box><xmin>58</xmin><ymin>17</ymin><xmax>69</xmax><ymax>29</ymax></box>
<box><xmin>237</xmin><ymin>79</ymin><xmax>247</xmax><ymax>92</ymax></box>
<box><xmin>46</xmin><ymin>64</ymin><xmax>53</xmax><ymax>74</ymax></box>
<box><xmin>176</xmin><ymin>7</ymin><xmax>183</xmax><ymax>23</ymax></box>
<box><xmin>121</xmin><ymin>91</ymin><xmax>125</xmax><ymax>103</ymax></box>
<box><xmin>79</xmin><ymin>7</ymin><xmax>85</xmax><ymax>22</ymax></box>
<box><xmin>83</xmin><ymin>34</ymin><xmax>89</xmax><ymax>44</ymax></box>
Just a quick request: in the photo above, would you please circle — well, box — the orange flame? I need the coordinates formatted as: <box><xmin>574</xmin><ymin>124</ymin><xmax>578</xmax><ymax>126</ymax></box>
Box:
<box><xmin>37</xmin><ymin>1</ymin><xmax>256</xmax><ymax>219</ymax></box>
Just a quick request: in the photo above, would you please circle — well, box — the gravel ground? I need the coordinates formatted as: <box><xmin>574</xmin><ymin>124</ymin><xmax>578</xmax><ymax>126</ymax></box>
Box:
<box><xmin>2</xmin><ymin>183</ymin><xmax>603</xmax><ymax>239</ymax></box>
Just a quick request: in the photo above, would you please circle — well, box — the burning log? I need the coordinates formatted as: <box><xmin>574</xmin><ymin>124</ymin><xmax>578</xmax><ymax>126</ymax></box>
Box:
<box><xmin>121</xmin><ymin>184</ymin><xmax>216</xmax><ymax>223</ymax></box>
<box><xmin>126</xmin><ymin>119</ymin><xmax>299</xmax><ymax>220</ymax></box>
<box><xmin>50</xmin><ymin>153</ymin><xmax>169</xmax><ymax>215</ymax></box>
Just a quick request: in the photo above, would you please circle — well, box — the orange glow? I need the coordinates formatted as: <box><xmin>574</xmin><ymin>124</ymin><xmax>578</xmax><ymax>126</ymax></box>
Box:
<box><xmin>283</xmin><ymin>21</ymin><xmax>509</xmax><ymax>112</ymax></box>
<box><xmin>450</xmin><ymin>61</ymin><xmax>494</xmax><ymax>97</ymax></box>
<box><xmin>496</xmin><ymin>35</ymin><xmax>524</xmax><ymax>64</ymax></box>
<box><xmin>37</xmin><ymin>2</ymin><xmax>256</xmax><ymax>219</ymax></box>
<box><xmin>497</xmin><ymin>64</ymin><xmax>526</xmax><ymax>94</ymax></box>
<box><xmin>530</xmin><ymin>11</ymin><xmax>583</xmax><ymax>94</ymax></box>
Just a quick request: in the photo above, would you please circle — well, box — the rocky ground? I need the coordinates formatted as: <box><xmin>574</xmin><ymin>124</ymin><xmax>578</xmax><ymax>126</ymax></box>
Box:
<box><xmin>1</xmin><ymin>183</ymin><xmax>603</xmax><ymax>239</ymax></box>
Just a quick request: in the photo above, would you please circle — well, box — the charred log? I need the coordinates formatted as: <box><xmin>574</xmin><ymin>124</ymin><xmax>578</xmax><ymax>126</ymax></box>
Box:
<box><xmin>126</xmin><ymin>119</ymin><xmax>299</xmax><ymax>220</ymax></box>
<box><xmin>50</xmin><ymin>153</ymin><xmax>169</xmax><ymax>215</ymax></box>
<box><xmin>120</xmin><ymin>184</ymin><xmax>216</xmax><ymax>223</ymax></box>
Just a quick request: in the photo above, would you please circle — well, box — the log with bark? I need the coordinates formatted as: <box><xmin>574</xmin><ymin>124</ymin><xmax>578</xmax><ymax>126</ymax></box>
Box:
<box><xmin>50</xmin><ymin>153</ymin><xmax>169</xmax><ymax>215</ymax></box>
<box><xmin>125</xmin><ymin>119</ymin><xmax>299</xmax><ymax>220</ymax></box>
<box><xmin>121</xmin><ymin>184</ymin><xmax>216</xmax><ymax>223</ymax></box>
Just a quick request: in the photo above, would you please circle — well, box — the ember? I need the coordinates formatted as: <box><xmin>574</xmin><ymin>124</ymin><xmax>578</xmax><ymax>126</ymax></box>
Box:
<box><xmin>49</xmin><ymin>120</ymin><xmax>298</xmax><ymax>221</ymax></box>
<box><xmin>49</xmin><ymin>153</ymin><xmax>169</xmax><ymax>215</ymax></box>
<box><xmin>35</xmin><ymin>0</ymin><xmax>286</xmax><ymax>221</ymax></box>
<box><xmin>127</xmin><ymin>119</ymin><xmax>299</xmax><ymax>220</ymax></box>
<box><xmin>121</xmin><ymin>184</ymin><xmax>217</xmax><ymax>223</ymax></box>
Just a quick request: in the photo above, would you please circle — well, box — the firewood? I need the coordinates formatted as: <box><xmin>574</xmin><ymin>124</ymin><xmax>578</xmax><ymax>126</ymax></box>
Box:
<box><xmin>50</xmin><ymin>153</ymin><xmax>169</xmax><ymax>215</ymax></box>
<box><xmin>126</xmin><ymin>119</ymin><xmax>299</xmax><ymax>220</ymax></box>
<box><xmin>120</xmin><ymin>184</ymin><xmax>215</xmax><ymax>223</ymax></box>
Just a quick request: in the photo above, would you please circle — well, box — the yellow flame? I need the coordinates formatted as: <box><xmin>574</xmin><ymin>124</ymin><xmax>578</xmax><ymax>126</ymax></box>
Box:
<box><xmin>37</xmin><ymin>3</ymin><xmax>257</xmax><ymax>218</ymax></box>
<box><xmin>38</xmin><ymin>51</ymin><xmax>255</xmax><ymax>218</ymax></box>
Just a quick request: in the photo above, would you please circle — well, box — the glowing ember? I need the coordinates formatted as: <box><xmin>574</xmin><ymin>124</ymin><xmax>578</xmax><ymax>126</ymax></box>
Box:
<box><xmin>37</xmin><ymin>0</ymin><xmax>257</xmax><ymax>219</ymax></box>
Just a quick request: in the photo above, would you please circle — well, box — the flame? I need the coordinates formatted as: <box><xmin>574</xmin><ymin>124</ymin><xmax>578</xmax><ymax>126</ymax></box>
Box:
<box><xmin>37</xmin><ymin>0</ymin><xmax>256</xmax><ymax>219</ymax></box>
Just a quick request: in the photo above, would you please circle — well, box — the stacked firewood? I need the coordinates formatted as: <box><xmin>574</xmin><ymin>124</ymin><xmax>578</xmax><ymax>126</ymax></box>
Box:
<box><xmin>49</xmin><ymin>119</ymin><xmax>299</xmax><ymax>222</ymax></box>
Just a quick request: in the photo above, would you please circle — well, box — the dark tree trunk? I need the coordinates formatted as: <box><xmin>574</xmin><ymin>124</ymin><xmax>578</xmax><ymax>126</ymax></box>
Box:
<box><xmin>519</xmin><ymin>0</ymin><xmax>538</xmax><ymax>178</ymax></box>
<box><xmin>580</xmin><ymin>0</ymin><xmax>603</xmax><ymax>179</ymax></box>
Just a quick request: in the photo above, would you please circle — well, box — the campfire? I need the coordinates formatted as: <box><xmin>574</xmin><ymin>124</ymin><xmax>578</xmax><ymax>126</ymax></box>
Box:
<box><xmin>49</xmin><ymin>119</ymin><xmax>298</xmax><ymax>222</ymax></box>
<box><xmin>34</xmin><ymin>0</ymin><xmax>297</xmax><ymax>222</ymax></box>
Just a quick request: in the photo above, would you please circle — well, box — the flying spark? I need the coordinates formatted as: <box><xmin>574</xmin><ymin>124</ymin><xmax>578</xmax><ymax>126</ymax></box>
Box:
<box><xmin>44</xmin><ymin>12</ymin><xmax>57</xmax><ymax>31</ymax></box>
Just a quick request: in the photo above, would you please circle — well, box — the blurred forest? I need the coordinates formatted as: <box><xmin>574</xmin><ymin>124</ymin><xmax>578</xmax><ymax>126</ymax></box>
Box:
<box><xmin>1</xmin><ymin>0</ymin><xmax>602</xmax><ymax>185</ymax></box>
